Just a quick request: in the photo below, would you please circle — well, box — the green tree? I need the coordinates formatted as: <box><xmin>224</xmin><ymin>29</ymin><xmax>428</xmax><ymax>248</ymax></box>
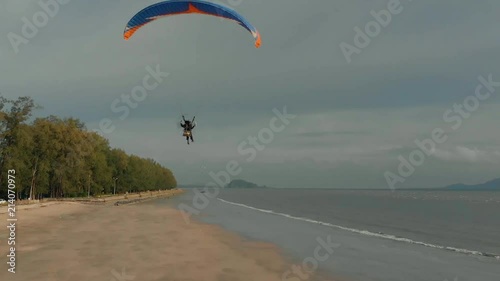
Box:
<box><xmin>0</xmin><ymin>96</ymin><xmax>177</xmax><ymax>200</ymax></box>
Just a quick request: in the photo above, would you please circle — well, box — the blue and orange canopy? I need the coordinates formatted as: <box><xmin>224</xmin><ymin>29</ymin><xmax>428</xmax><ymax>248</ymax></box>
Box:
<box><xmin>123</xmin><ymin>0</ymin><xmax>261</xmax><ymax>48</ymax></box>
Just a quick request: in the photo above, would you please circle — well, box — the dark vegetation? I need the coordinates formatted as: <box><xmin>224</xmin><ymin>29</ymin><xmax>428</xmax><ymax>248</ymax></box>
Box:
<box><xmin>225</xmin><ymin>179</ymin><xmax>269</xmax><ymax>188</ymax></box>
<box><xmin>0</xmin><ymin>96</ymin><xmax>177</xmax><ymax>200</ymax></box>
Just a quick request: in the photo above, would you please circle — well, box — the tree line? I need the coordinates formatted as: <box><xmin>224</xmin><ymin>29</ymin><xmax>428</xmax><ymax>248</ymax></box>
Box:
<box><xmin>0</xmin><ymin>96</ymin><xmax>177</xmax><ymax>200</ymax></box>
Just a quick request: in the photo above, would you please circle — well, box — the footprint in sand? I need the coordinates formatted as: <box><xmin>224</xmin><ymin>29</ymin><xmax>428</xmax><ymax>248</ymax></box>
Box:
<box><xmin>216</xmin><ymin>269</ymin><xmax>240</xmax><ymax>281</ymax></box>
<box><xmin>221</xmin><ymin>268</ymin><xmax>237</xmax><ymax>274</ymax></box>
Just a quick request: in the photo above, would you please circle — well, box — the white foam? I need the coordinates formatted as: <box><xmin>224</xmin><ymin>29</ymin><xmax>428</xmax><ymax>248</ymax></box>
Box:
<box><xmin>217</xmin><ymin>198</ymin><xmax>500</xmax><ymax>260</ymax></box>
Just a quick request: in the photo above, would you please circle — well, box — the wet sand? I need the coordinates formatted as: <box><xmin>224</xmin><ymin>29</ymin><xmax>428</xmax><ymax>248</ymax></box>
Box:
<box><xmin>0</xmin><ymin>197</ymin><xmax>335</xmax><ymax>281</ymax></box>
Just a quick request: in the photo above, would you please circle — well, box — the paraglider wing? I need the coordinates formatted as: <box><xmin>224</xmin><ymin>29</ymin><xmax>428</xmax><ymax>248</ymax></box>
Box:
<box><xmin>123</xmin><ymin>0</ymin><xmax>261</xmax><ymax>48</ymax></box>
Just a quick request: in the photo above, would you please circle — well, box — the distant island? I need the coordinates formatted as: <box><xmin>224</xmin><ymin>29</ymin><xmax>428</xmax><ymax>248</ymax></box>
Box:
<box><xmin>224</xmin><ymin>179</ymin><xmax>270</xmax><ymax>189</ymax></box>
<box><xmin>441</xmin><ymin>177</ymin><xmax>500</xmax><ymax>190</ymax></box>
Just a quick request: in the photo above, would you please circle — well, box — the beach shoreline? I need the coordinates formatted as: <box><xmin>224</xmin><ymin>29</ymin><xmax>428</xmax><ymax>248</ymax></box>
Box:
<box><xmin>0</xmin><ymin>188</ymin><xmax>184</xmax><ymax>209</ymax></box>
<box><xmin>0</xmin><ymin>193</ymin><xmax>335</xmax><ymax>281</ymax></box>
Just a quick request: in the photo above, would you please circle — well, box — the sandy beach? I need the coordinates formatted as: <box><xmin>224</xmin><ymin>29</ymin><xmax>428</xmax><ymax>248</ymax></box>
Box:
<box><xmin>0</xmin><ymin>193</ymin><xmax>334</xmax><ymax>281</ymax></box>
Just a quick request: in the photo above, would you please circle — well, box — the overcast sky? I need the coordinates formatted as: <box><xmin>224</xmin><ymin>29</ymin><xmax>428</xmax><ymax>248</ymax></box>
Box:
<box><xmin>1</xmin><ymin>0</ymin><xmax>500</xmax><ymax>189</ymax></box>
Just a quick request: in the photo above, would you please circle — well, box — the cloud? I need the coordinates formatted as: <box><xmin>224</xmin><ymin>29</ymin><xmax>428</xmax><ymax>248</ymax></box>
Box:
<box><xmin>1</xmin><ymin>0</ymin><xmax>500</xmax><ymax>188</ymax></box>
<box><xmin>433</xmin><ymin>146</ymin><xmax>500</xmax><ymax>163</ymax></box>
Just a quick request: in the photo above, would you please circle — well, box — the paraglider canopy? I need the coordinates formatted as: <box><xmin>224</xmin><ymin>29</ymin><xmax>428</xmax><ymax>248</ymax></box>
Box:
<box><xmin>123</xmin><ymin>0</ymin><xmax>261</xmax><ymax>48</ymax></box>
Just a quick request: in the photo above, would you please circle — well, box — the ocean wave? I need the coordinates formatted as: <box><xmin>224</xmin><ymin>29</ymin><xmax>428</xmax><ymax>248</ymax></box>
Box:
<box><xmin>217</xmin><ymin>198</ymin><xmax>500</xmax><ymax>260</ymax></box>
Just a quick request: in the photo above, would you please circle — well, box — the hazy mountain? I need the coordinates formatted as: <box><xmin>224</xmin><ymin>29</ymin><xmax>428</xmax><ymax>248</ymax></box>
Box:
<box><xmin>224</xmin><ymin>179</ymin><xmax>270</xmax><ymax>189</ymax></box>
<box><xmin>443</xmin><ymin>178</ymin><xmax>500</xmax><ymax>190</ymax></box>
